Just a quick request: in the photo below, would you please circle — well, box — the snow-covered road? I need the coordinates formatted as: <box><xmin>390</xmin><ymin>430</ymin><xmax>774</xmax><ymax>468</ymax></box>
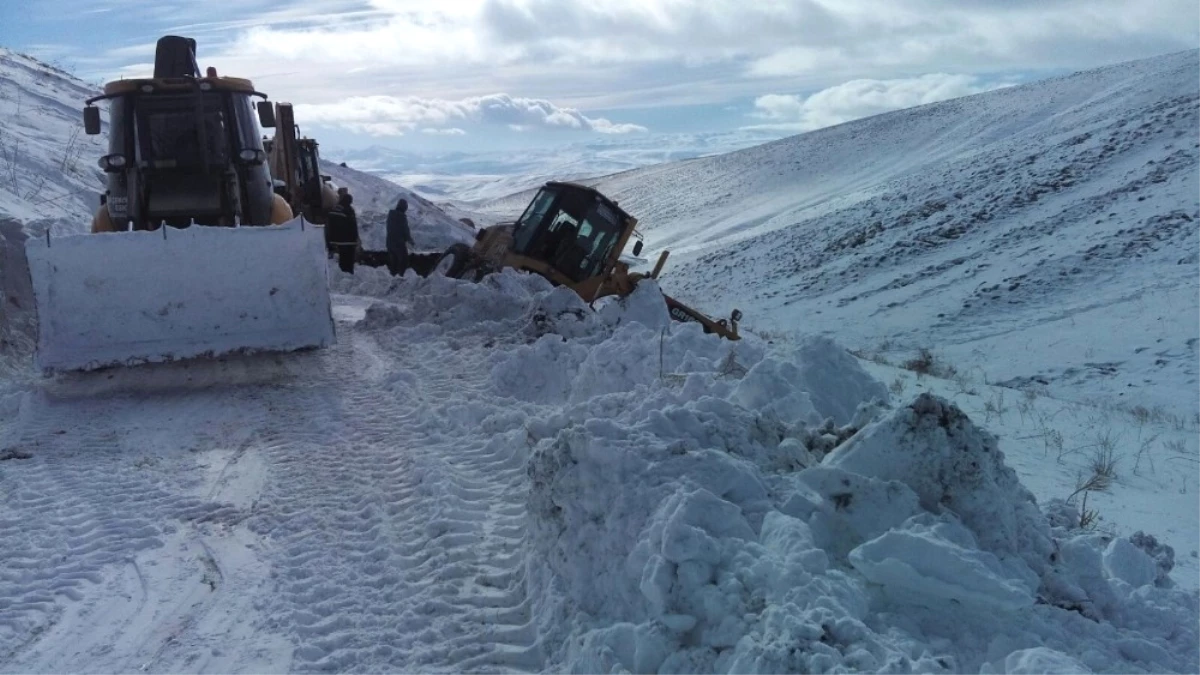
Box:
<box><xmin>2</xmin><ymin>291</ymin><xmax>542</xmax><ymax>673</ymax></box>
<box><xmin>2</xmin><ymin>270</ymin><xmax>1197</xmax><ymax>674</ymax></box>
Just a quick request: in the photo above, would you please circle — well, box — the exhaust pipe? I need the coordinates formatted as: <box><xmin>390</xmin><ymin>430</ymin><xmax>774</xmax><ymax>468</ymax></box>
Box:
<box><xmin>153</xmin><ymin>35</ymin><xmax>199</xmax><ymax>78</ymax></box>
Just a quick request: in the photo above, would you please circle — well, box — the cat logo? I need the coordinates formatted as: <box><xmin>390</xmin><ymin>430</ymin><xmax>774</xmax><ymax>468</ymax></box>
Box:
<box><xmin>669</xmin><ymin>306</ymin><xmax>700</xmax><ymax>323</ymax></box>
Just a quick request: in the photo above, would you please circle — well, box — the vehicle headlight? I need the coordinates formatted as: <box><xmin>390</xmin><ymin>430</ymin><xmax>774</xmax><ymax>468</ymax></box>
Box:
<box><xmin>237</xmin><ymin>149</ymin><xmax>266</xmax><ymax>164</ymax></box>
<box><xmin>98</xmin><ymin>154</ymin><xmax>126</xmax><ymax>171</ymax></box>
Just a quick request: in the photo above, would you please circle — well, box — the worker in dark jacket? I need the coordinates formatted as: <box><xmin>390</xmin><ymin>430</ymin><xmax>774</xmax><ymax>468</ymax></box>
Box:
<box><xmin>386</xmin><ymin>197</ymin><xmax>415</xmax><ymax>276</ymax></box>
<box><xmin>326</xmin><ymin>192</ymin><xmax>359</xmax><ymax>274</ymax></box>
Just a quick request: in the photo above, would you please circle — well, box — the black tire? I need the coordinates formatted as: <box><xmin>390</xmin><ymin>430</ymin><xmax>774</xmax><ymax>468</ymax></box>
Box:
<box><xmin>432</xmin><ymin>243</ymin><xmax>472</xmax><ymax>278</ymax></box>
<box><xmin>468</xmin><ymin>263</ymin><xmax>494</xmax><ymax>282</ymax></box>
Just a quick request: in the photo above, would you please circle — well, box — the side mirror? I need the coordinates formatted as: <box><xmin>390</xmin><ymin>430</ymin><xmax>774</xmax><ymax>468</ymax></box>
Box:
<box><xmin>731</xmin><ymin>309</ymin><xmax>743</xmax><ymax>323</ymax></box>
<box><xmin>83</xmin><ymin>106</ymin><xmax>101</xmax><ymax>135</ymax></box>
<box><xmin>321</xmin><ymin>174</ymin><xmax>331</xmax><ymax>181</ymax></box>
<box><xmin>632</xmin><ymin>240</ymin><xmax>643</xmax><ymax>257</ymax></box>
<box><xmin>257</xmin><ymin>100</ymin><xmax>276</xmax><ymax>128</ymax></box>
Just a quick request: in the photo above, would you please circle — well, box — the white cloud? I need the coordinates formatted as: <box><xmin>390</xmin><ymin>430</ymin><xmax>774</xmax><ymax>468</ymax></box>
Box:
<box><xmin>745</xmin><ymin>74</ymin><xmax>1008</xmax><ymax>132</ymax></box>
<box><xmin>81</xmin><ymin>0</ymin><xmax>1198</xmax><ymax>132</ymax></box>
<box><xmin>421</xmin><ymin>127</ymin><xmax>467</xmax><ymax>135</ymax></box>
<box><xmin>294</xmin><ymin>92</ymin><xmax>648</xmax><ymax>136</ymax></box>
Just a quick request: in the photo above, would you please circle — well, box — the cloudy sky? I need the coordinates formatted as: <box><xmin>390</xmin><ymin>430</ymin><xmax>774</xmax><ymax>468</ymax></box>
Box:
<box><xmin>3</xmin><ymin>0</ymin><xmax>1196</xmax><ymax>153</ymax></box>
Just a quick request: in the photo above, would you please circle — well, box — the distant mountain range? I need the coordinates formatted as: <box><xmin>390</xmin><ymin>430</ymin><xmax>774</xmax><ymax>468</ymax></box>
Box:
<box><xmin>322</xmin><ymin>129</ymin><xmax>784</xmax><ymax>204</ymax></box>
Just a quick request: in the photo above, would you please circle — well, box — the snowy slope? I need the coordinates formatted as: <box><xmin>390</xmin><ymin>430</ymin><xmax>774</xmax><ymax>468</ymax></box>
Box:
<box><xmin>480</xmin><ymin>50</ymin><xmax>1200</xmax><ymax>420</ymax></box>
<box><xmin>319</xmin><ymin>159</ymin><xmax>476</xmax><ymax>252</ymax></box>
<box><xmin>325</xmin><ymin>129</ymin><xmax>780</xmax><ymax>204</ymax></box>
<box><xmin>0</xmin><ymin>48</ymin><xmax>105</xmax><ymax>230</ymax></box>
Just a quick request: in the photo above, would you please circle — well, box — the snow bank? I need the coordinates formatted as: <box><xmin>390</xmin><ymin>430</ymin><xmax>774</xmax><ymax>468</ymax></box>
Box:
<box><xmin>330</xmin><ymin>270</ymin><xmax>1193</xmax><ymax>674</ymax></box>
<box><xmin>26</xmin><ymin>220</ymin><xmax>335</xmax><ymax>371</ymax></box>
<box><xmin>354</xmin><ymin>270</ymin><xmax>1197</xmax><ymax>674</ymax></box>
<box><xmin>826</xmin><ymin>394</ymin><xmax>1053</xmax><ymax>586</ymax></box>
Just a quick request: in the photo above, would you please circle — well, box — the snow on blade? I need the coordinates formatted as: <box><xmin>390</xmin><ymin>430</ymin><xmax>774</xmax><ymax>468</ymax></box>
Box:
<box><xmin>25</xmin><ymin>219</ymin><xmax>335</xmax><ymax>372</ymax></box>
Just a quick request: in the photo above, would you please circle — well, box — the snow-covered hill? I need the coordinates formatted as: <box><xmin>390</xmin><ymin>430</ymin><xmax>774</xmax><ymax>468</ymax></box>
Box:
<box><xmin>319</xmin><ymin>159</ymin><xmax>475</xmax><ymax>252</ymax></box>
<box><xmin>324</xmin><ymin>129</ymin><xmax>781</xmax><ymax>205</ymax></box>
<box><xmin>0</xmin><ymin>48</ymin><xmax>106</xmax><ymax>230</ymax></box>
<box><xmin>480</xmin><ymin>50</ymin><xmax>1200</xmax><ymax>420</ymax></box>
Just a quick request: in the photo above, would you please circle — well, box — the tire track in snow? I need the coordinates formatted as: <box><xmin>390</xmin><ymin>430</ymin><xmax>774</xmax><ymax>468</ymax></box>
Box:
<box><xmin>0</xmin><ymin>391</ymin><xmax>272</xmax><ymax>671</ymax></box>
<box><xmin>244</xmin><ymin>319</ymin><xmax>541</xmax><ymax>673</ymax></box>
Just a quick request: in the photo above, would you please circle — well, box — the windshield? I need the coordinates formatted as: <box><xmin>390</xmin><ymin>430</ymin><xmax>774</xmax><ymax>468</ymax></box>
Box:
<box><xmin>512</xmin><ymin>186</ymin><xmax>559</xmax><ymax>255</ymax></box>
<box><xmin>567</xmin><ymin>200</ymin><xmax>622</xmax><ymax>280</ymax></box>
<box><xmin>134</xmin><ymin>92</ymin><xmax>230</xmax><ymax>167</ymax></box>
<box><xmin>299</xmin><ymin>143</ymin><xmax>320</xmax><ymax>184</ymax></box>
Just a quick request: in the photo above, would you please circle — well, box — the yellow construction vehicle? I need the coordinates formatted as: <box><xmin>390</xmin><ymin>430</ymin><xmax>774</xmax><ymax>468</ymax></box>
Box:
<box><xmin>25</xmin><ymin>35</ymin><xmax>334</xmax><ymax>373</ymax></box>
<box><xmin>84</xmin><ymin>38</ymin><xmax>292</xmax><ymax>232</ymax></box>
<box><xmin>263</xmin><ymin>102</ymin><xmax>339</xmax><ymax>224</ymax></box>
<box><xmin>430</xmin><ymin>181</ymin><xmax>742</xmax><ymax>340</ymax></box>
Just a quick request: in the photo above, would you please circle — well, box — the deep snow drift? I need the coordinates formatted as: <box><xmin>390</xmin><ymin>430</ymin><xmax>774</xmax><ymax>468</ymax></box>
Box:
<box><xmin>13</xmin><ymin>263</ymin><xmax>1196</xmax><ymax>673</ymax></box>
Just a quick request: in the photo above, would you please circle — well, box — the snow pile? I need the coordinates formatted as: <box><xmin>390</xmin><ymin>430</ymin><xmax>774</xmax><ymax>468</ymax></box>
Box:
<box><xmin>826</xmin><ymin>395</ymin><xmax>1052</xmax><ymax>597</ymax></box>
<box><xmin>3</xmin><ymin>250</ymin><xmax>1197</xmax><ymax>672</ymax></box>
<box><xmin>331</xmin><ymin>263</ymin><xmax>582</xmax><ymax>337</ymax></box>
<box><xmin>447</xmin><ymin>275</ymin><xmax>1200</xmax><ymax>673</ymax></box>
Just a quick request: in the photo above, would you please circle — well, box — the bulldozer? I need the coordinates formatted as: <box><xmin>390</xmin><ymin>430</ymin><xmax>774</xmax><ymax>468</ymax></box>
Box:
<box><xmin>262</xmin><ymin>102</ymin><xmax>339</xmax><ymax>225</ymax></box>
<box><xmin>430</xmin><ymin>181</ymin><xmax>742</xmax><ymax>339</ymax></box>
<box><xmin>23</xmin><ymin>35</ymin><xmax>335</xmax><ymax>373</ymax></box>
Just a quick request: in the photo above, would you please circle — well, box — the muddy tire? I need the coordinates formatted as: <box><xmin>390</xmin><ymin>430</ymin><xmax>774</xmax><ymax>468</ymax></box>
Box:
<box><xmin>433</xmin><ymin>244</ymin><xmax>472</xmax><ymax>279</ymax></box>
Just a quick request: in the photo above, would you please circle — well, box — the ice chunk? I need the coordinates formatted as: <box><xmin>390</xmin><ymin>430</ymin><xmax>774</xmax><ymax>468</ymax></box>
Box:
<box><xmin>1104</xmin><ymin>537</ymin><xmax>1158</xmax><ymax>588</ymax></box>
<box><xmin>730</xmin><ymin>357</ymin><xmax>820</xmax><ymax>425</ymax></box>
<box><xmin>792</xmin><ymin>335</ymin><xmax>890</xmax><ymax>425</ymax></box>
<box><xmin>827</xmin><ymin>393</ymin><xmax>1054</xmax><ymax>576</ymax></box>
<box><xmin>597</xmin><ymin>278</ymin><xmax>671</xmax><ymax>331</ymax></box>
<box><xmin>980</xmin><ymin>647</ymin><xmax>1091</xmax><ymax>674</ymax></box>
<box><xmin>790</xmin><ymin>466</ymin><xmax>922</xmax><ymax>562</ymax></box>
<box><xmin>849</xmin><ymin>513</ymin><xmax>1037</xmax><ymax>612</ymax></box>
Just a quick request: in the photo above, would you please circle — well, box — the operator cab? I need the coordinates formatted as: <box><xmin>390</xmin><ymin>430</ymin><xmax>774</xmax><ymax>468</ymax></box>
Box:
<box><xmin>82</xmin><ymin>35</ymin><xmax>277</xmax><ymax>230</ymax></box>
<box><xmin>510</xmin><ymin>182</ymin><xmax>636</xmax><ymax>283</ymax></box>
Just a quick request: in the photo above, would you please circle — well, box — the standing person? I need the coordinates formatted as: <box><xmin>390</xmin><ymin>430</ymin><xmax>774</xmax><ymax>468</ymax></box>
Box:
<box><xmin>326</xmin><ymin>192</ymin><xmax>359</xmax><ymax>274</ymax></box>
<box><xmin>386</xmin><ymin>197</ymin><xmax>415</xmax><ymax>276</ymax></box>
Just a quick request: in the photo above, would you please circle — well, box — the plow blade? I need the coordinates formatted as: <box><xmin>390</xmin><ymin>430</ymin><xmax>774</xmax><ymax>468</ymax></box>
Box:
<box><xmin>26</xmin><ymin>219</ymin><xmax>335</xmax><ymax>373</ymax></box>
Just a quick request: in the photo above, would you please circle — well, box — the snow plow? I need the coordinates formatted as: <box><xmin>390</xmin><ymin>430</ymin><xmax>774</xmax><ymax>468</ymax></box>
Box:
<box><xmin>428</xmin><ymin>181</ymin><xmax>742</xmax><ymax>340</ymax></box>
<box><xmin>25</xmin><ymin>35</ymin><xmax>334</xmax><ymax>373</ymax></box>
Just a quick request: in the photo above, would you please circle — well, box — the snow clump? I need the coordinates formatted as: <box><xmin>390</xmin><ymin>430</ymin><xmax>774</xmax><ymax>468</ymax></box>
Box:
<box><xmin>340</xmin><ymin>266</ymin><xmax>1197</xmax><ymax>674</ymax></box>
<box><xmin>483</xmin><ymin>277</ymin><xmax>1196</xmax><ymax>673</ymax></box>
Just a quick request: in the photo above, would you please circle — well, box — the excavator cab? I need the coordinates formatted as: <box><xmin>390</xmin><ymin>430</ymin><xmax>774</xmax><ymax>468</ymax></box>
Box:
<box><xmin>83</xmin><ymin>35</ymin><xmax>287</xmax><ymax>231</ymax></box>
<box><xmin>509</xmin><ymin>182</ymin><xmax>633</xmax><ymax>283</ymax></box>
<box><xmin>430</xmin><ymin>181</ymin><xmax>742</xmax><ymax>340</ymax></box>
